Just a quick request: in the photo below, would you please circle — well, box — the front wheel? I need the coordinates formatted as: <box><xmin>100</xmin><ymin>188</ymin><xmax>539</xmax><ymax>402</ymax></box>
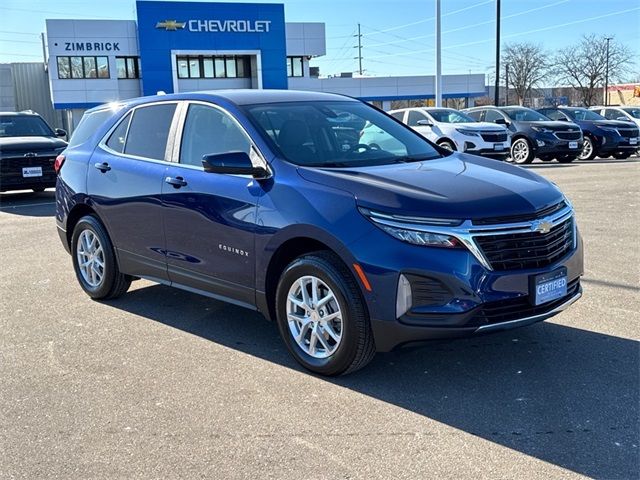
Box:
<box><xmin>71</xmin><ymin>215</ymin><xmax>131</xmax><ymax>300</ymax></box>
<box><xmin>510</xmin><ymin>138</ymin><xmax>534</xmax><ymax>164</ymax></box>
<box><xmin>275</xmin><ymin>252</ymin><xmax>375</xmax><ymax>376</ymax></box>
<box><xmin>578</xmin><ymin>137</ymin><xmax>597</xmax><ymax>160</ymax></box>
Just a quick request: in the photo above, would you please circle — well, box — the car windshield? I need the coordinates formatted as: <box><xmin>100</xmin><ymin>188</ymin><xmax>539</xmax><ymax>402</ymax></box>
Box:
<box><xmin>563</xmin><ymin>108</ymin><xmax>604</xmax><ymax>121</ymax></box>
<box><xmin>425</xmin><ymin>109</ymin><xmax>476</xmax><ymax>123</ymax></box>
<box><xmin>621</xmin><ymin>107</ymin><xmax>640</xmax><ymax>119</ymax></box>
<box><xmin>244</xmin><ymin>101</ymin><xmax>442</xmax><ymax>167</ymax></box>
<box><xmin>503</xmin><ymin>108</ymin><xmax>549</xmax><ymax>122</ymax></box>
<box><xmin>0</xmin><ymin>115</ymin><xmax>55</xmax><ymax>137</ymax></box>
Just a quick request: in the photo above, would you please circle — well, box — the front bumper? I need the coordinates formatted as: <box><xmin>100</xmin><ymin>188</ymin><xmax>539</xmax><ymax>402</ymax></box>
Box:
<box><xmin>532</xmin><ymin>132</ymin><xmax>583</xmax><ymax>156</ymax></box>
<box><xmin>595</xmin><ymin>133</ymin><xmax>640</xmax><ymax>154</ymax></box>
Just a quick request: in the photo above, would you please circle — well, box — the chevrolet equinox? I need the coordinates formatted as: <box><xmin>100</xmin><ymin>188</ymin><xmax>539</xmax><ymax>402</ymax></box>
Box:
<box><xmin>56</xmin><ymin>90</ymin><xmax>584</xmax><ymax>375</ymax></box>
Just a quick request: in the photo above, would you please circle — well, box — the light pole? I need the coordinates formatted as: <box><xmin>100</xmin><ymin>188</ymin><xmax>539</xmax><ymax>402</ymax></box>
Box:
<box><xmin>494</xmin><ymin>0</ymin><xmax>501</xmax><ymax>106</ymax></box>
<box><xmin>604</xmin><ymin>36</ymin><xmax>613</xmax><ymax>106</ymax></box>
<box><xmin>435</xmin><ymin>0</ymin><xmax>442</xmax><ymax>107</ymax></box>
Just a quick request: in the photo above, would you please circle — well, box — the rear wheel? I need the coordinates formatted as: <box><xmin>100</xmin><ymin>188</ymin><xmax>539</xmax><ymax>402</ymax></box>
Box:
<box><xmin>510</xmin><ymin>138</ymin><xmax>534</xmax><ymax>164</ymax></box>
<box><xmin>578</xmin><ymin>137</ymin><xmax>596</xmax><ymax>160</ymax></box>
<box><xmin>437</xmin><ymin>139</ymin><xmax>456</xmax><ymax>151</ymax></box>
<box><xmin>275</xmin><ymin>251</ymin><xmax>375</xmax><ymax>376</ymax></box>
<box><xmin>71</xmin><ymin>215</ymin><xmax>131</xmax><ymax>300</ymax></box>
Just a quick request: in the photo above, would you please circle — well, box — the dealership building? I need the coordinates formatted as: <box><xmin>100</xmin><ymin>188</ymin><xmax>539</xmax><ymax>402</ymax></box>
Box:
<box><xmin>2</xmin><ymin>0</ymin><xmax>485</xmax><ymax>131</ymax></box>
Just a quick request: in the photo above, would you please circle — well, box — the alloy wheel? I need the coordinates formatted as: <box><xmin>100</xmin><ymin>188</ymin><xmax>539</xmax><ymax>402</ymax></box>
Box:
<box><xmin>511</xmin><ymin>139</ymin><xmax>529</xmax><ymax>163</ymax></box>
<box><xmin>286</xmin><ymin>275</ymin><xmax>343</xmax><ymax>359</ymax></box>
<box><xmin>579</xmin><ymin>137</ymin><xmax>594</xmax><ymax>160</ymax></box>
<box><xmin>76</xmin><ymin>229</ymin><xmax>105</xmax><ymax>288</ymax></box>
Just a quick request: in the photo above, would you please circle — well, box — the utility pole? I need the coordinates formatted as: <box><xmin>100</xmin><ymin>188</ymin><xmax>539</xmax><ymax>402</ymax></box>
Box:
<box><xmin>354</xmin><ymin>23</ymin><xmax>363</xmax><ymax>76</ymax></box>
<box><xmin>604</xmin><ymin>36</ymin><xmax>613</xmax><ymax>106</ymax></box>
<box><xmin>435</xmin><ymin>0</ymin><xmax>442</xmax><ymax>107</ymax></box>
<box><xmin>505</xmin><ymin>63</ymin><xmax>509</xmax><ymax>106</ymax></box>
<box><xmin>493</xmin><ymin>0</ymin><xmax>501</xmax><ymax>106</ymax></box>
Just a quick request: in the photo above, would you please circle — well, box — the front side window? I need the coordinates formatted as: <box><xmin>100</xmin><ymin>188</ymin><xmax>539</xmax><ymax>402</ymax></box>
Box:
<box><xmin>124</xmin><ymin>103</ymin><xmax>177</xmax><ymax>161</ymax></box>
<box><xmin>484</xmin><ymin>110</ymin><xmax>505</xmax><ymax>123</ymax></box>
<box><xmin>180</xmin><ymin>104</ymin><xmax>251</xmax><ymax>167</ymax></box>
<box><xmin>245</xmin><ymin>101</ymin><xmax>441</xmax><ymax>167</ymax></box>
<box><xmin>0</xmin><ymin>115</ymin><xmax>55</xmax><ymax>137</ymax></box>
<box><xmin>406</xmin><ymin>110</ymin><xmax>428</xmax><ymax>126</ymax></box>
<box><xmin>426</xmin><ymin>109</ymin><xmax>476</xmax><ymax>123</ymax></box>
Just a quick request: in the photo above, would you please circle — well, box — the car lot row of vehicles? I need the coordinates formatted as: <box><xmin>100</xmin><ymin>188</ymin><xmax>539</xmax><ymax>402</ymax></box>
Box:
<box><xmin>373</xmin><ymin>105</ymin><xmax>640</xmax><ymax>164</ymax></box>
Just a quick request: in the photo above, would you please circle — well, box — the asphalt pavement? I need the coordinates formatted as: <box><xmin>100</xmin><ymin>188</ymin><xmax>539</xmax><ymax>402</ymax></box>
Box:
<box><xmin>0</xmin><ymin>158</ymin><xmax>638</xmax><ymax>479</ymax></box>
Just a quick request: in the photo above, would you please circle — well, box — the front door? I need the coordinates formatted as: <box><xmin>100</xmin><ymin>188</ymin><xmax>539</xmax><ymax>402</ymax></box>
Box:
<box><xmin>161</xmin><ymin>102</ymin><xmax>259</xmax><ymax>307</ymax></box>
<box><xmin>87</xmin><ymin>102</ymin><xmax>179</xmax><ymax>281</ymax></box>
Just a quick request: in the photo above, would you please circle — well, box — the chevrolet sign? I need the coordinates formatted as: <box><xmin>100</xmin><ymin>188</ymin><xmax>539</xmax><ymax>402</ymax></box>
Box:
<box><xmin>157</xmin><ymin>19</ymin><xmax>271</xmax><ymax>33</ymax></box>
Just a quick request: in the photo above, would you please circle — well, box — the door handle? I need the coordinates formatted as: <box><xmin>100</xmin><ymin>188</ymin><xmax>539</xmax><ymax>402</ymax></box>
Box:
<box><xmin>165</xmin><ymin>176</ymin><xmax>187</xmax><ymax>188</ymax></box>
<box><xmin>94</xmin><ymin>162</ymin><xmax>111</xmax><ymax>172</ymax></box>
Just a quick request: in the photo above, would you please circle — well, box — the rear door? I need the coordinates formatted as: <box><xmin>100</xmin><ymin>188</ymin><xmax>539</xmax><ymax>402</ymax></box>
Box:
<box><xmin>88</xmin><ymin>102</ymin><xmax>179</xmax><ymax>281</ymax></box>
<box><xmin>161</xmin><ymin>102</ymin><xmax>259</xmax><ymax>307</ymax></box>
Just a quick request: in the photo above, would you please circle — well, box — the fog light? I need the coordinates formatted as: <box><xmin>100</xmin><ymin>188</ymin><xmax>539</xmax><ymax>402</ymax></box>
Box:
<box><xmin>536</xmin><ymin>140</ymin><xmax>545</xmax><ymax>147</ymax></box>
<box><xmin>396</xmin><ymin>274</ymin><xmax>412</xmax><ymax>318</ymax></box>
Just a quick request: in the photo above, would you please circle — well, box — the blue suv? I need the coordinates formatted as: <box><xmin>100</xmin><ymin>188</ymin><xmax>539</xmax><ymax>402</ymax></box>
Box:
<box><xmin>56</xmin><ymin>90</ymin><xmax>583</xmax><ymax>375</ymax></box>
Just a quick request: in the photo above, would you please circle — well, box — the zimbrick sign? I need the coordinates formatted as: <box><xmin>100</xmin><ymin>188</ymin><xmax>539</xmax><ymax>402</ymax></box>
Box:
<box><xmin>63</xmin><ymin>42</ymin><xmax>121</xmax><ymax>52</ymax></box>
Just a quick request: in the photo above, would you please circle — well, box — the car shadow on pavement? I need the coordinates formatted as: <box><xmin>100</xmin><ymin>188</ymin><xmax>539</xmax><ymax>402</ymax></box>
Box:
<box><xmin>108</xmin><ymin>283</ymin><xmax>639</xmax><ymax>479</ymax></box>
<box><xmin>0</xmin><ymin>190</ymin><xmax>56</xmax><ymax>217</ymax></box>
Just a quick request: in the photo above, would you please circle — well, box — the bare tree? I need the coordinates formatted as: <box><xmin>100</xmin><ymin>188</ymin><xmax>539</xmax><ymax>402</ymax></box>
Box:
<box><xmin>553</xmin><ymin>34</ymin><xmax>633</xmax><ymax>106</ymax></box>
<box><xmin>502</xmin><ymin>42</ymin><xmax>550</xmax><ymax>105</ymax></box>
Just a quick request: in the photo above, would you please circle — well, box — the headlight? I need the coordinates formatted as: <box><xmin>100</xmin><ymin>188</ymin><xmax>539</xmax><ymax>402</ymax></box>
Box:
<box><xmin>531</xmin><ymin>126</ymin><xmax>553</xmax><ymax>133</ymax></box>
<box><xmin>378</xmin><ymin>224</ymin><xmax>461</xmax><ymax>247</ymax></box>
<box><xmin>455</xmin><ymin>128</ymin><xmax>480</xmax><ymax>137</ymax></box>
<box><xmin>359</xmin><ymin>208</ymin><xmax>463</xmax><ymax>248</ymax></box>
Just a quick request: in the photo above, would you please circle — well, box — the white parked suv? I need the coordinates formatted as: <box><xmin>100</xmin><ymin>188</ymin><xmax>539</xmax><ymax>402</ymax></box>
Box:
<box><xmin>388</xmin><ymin>107</ymin><xmax>511</xmax><ymax>159</ymax></box>
<box><xmin>589</xmin><ymin>106</ymin><xmax>640</xmax><ymax>129</ymax></box>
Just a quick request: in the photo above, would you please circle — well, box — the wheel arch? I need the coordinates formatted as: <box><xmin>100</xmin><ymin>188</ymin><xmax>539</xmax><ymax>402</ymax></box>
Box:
<box><xmin>65</xmin><ymin>203</ymin><xmax>99</xmax><ymax>249</ymax></box>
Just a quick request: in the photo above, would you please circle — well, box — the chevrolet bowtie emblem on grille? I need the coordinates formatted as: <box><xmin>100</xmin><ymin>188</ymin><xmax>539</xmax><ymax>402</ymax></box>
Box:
<box><xmin>531</xmin><ymin>220</ymin><xmax>553</xmax><ymax>234</ymax></box>
<box><xmin>24</xmin><ymin>152</ymin><xmax>37</xmax><ymax>157</ymax></box>
<box><xmin>155</xmin><ymin>20</ymin><xmax>186</xmax><ymax>31</ymax></box>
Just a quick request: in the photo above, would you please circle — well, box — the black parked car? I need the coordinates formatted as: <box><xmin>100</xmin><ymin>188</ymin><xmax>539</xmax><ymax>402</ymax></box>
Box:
<box><xmin>537</xmin><ymin>106</ymin><xmax>639</xmax><ymax>160</ymax></box>
<box><xmin>464</xmin><ymin>106</ymin><xmax>583</xmax><ymax>164</ymax></box>
<box><xmin>0</xmin><ymin>111</ymin><xmax>67</xmax><ymax>193</ymax></box>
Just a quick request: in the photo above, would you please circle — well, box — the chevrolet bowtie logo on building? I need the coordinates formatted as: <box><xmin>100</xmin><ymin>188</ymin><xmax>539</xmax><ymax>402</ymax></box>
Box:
<box><xmin>155</xmin><ymin>20</ymin><xmax>186</xmax><ymax>31</ymax></box>
<box><xmin>531</xmin><ymin>220</ymin><xmax>554</xmax><ymax>235</ymax></box>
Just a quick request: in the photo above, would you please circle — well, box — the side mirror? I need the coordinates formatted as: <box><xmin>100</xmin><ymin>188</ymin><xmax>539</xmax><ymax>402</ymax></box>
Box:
<box><xmin>416</xmin><ymin>119</ymin><xmax>432</xmax><ymax>126</ymax></box>
<box><xmin>202</xmin><ymin>151</ymin><xmax>269</xmax><ymax>178</ymax></box>
<box><xmin>55</xmin><ymin>128</ymin><xmax>67</xmax><ymax>138</ymax></box>
<box><xmin>494</xmin><ymin>118</ymin><xmax>508</xmax><ymax>125</ymax></box>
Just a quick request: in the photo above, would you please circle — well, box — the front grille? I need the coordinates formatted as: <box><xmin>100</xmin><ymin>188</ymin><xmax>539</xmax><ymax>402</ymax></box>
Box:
<box><xmin>473</xmin><ymin>201</ymin><xmax>567</xmax><ymax>226</ymax></box>
<box><xmin>554</xmin><ymin>131</ymin><xmax>581</xmax><ymax>140</ymax></box>
<box><xmin>472</xmin><ymin>279</ymin><xmax>580</xmax><ymax>326</ymax></box>
<box><xmin>0</xmin><ymin>155</ymin><xmax>56</xmax><ymax>187</ymax></box>
<box><xmin>474</xmin><ymin>216</ymin><xmax>574</xmax><ymax>270</ymax></box>
<box><xmin>1</xmin><ymin>155</ymin><xmax>56</xmax><ymax>170</ymax></box>
<box><xmin>480</xmin><ymin>132</ymin><xmax>508</xmax><ymax>142</ymax></box>
<box><xmin>618</xmin><ymin>128</ymin><xmax>639</xmax><ymax>138</ymax></box>
<box><xmin>405</xmin><ymin>274</ymin><xmax>453</xmax><ymax>307</ymax></box>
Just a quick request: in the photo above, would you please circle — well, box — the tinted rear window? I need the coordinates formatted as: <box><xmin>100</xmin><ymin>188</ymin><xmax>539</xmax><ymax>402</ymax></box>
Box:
<box><xmin>124</xmin><ymin>103</ymin><xmax>177</xmax><ymax>161</ymax></box>
<box><xmin>68</xmin><ymin>109</ymin><xmax>113</xmax><ymax>147</ymax></box>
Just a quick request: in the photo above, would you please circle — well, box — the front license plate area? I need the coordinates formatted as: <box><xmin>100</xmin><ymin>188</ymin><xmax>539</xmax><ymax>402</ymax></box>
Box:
<box><xmin>569</xmin><ymin>141</ymin><xmax>578</xmax><ymax>149</ymax></box>
<box><xmin>493</xmin><ymin>143</ymin><xmax>504</xmax><ymax>150</ymax></box>
<box><xmin>531</xmin><ymin>268</ymin><xmax>568</xmax><ymax>306</ymax></box>
<box><xmin>630</xmin><ymin>137</ymin><xmax>638</xmax><ymax>145</ymax></box>
<box><xmin>22</xmin><ymin>167</ymin><xmax>42</xmax><ymax>177</ymax></box>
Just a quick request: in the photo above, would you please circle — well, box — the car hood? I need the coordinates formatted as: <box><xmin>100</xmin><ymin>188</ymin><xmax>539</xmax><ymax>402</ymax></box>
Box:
<box><xmin>525</xmin><ymin>121</ymin><xmax>580</xmax><ymax>131</ymax></box>
<box><xmin>448</xmin><ymin>122</ymin><xmax>506</xmax><ymax>131</ymax></box>
<box><xmin>591</xmin><ymin>120</ymin><xmax>638</xmax><ymax>129</ymax></box>
<box><xmin>0</xmin><ymin>136</ymin><xmax>67</xmax><ymax>154</ymax></box>
<box><xmin>297</xmin><ymin>153</ymin><xmax>563</xmax><ymax>221</ymax></box>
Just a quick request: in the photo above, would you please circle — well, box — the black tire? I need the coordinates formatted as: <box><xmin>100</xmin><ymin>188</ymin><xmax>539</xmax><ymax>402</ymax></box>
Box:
<box><xmin>578</xmin><ymin>136</ymin><xmax>597</xmax><ymax>160</ymax></box>
<box><xmin>538</xmin><ymin>155</ymin><xmax>554</xmax><ymax>162</ymax></box>
<box><xmin>612</xmin><ymin>152</ymin><xmax>630</xmax><ymax>159</ymax></box>
<box><xmin>71</xmin><ymin>215</ymin><xmax>131</xmax><ymax>300</ymax></box>
<box><xmin>32</xmin><ymin>187</ymin><xmax>46</xmax><ymax>193</ymax></box>
<box><xmin>437</xmin><ymin>139</ymin><xmax>456</xmax><ymax>151</ymax></box>
<box><xmin>556</xmin><ymin>155</ymin><xmax>577</xmax><ymax>163</ymax></box>
<box><xmin>510</xmin><ymin>138</ymin><xmax>534</xmax><ymax>164</ymax></box>
<box><xmin>275</xmin><ymin>251</ymin><xmax>375</xmax><ymax>376</ymax></box>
